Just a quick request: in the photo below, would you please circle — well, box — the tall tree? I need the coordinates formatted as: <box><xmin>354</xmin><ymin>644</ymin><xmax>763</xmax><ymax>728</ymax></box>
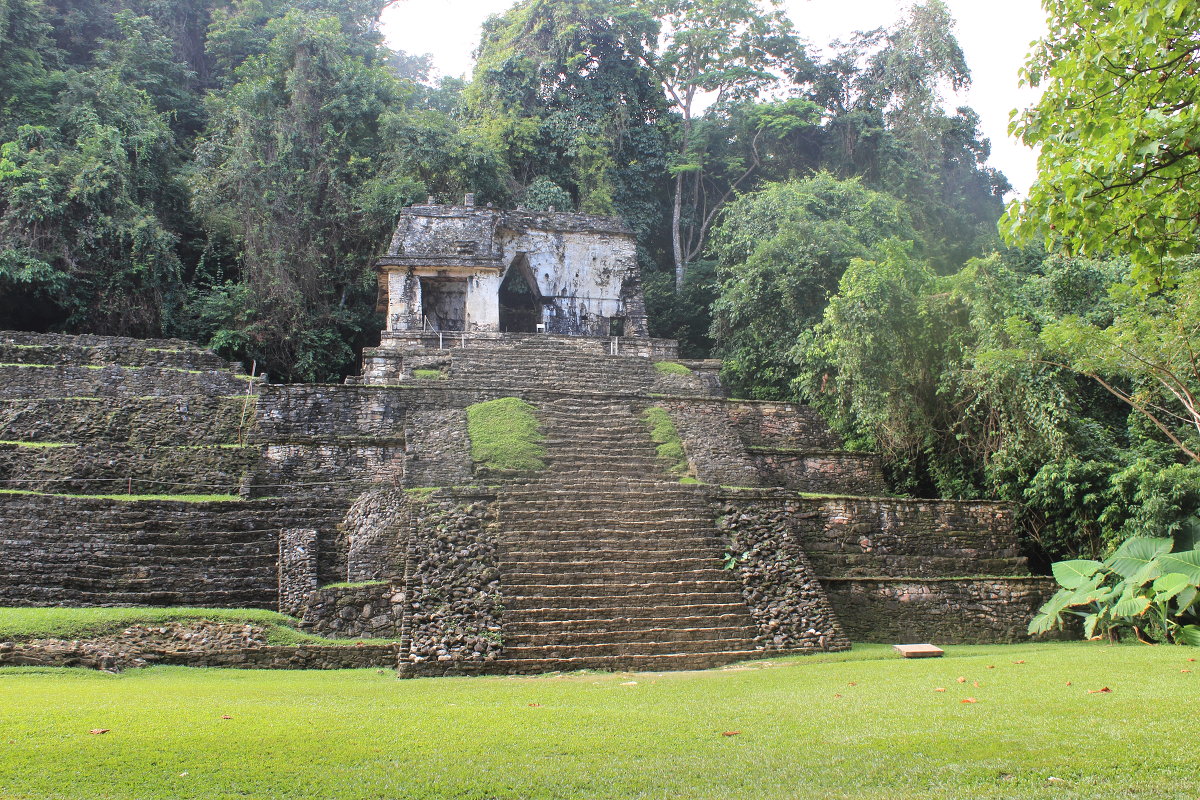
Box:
<box><xmin>1003</xmin><ymin>0</ymin><xmax>1200</xmax><ymax>288</ymax></box>
<box><xmin>638</xmin><ymin>0</ymin><xmax>803</xmax><ymax>289</ymax></box>
<box><xmin>189</xmin><ymin>6</ymin><xmax>410</xmax><ymax>380</ymax></box>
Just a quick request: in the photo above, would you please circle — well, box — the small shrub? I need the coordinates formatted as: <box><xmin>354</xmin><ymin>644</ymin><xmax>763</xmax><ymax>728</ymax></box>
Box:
<box><xmin>1031</xmin><ymin>535</ymin><xmax>1200</xmax><ymax>644</ymax></box>
<box><xmin>653</xmin><ymin>360</ymin><xmax>693</xmax><ymax>376</ymax></box>
<box><xmin>466</xmin><ymin>397</ymin><xmax>546</xmax><ymax>476</ymax></box>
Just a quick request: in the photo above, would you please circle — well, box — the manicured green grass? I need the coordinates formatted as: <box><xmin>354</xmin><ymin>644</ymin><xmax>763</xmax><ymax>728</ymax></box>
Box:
<box><xmin>0</xmin><ymin>642</ymin><xmax>1195</xmax><ymax>799</ymax></box>
<box><xmin>0</xmin><ymin>607</ymin><xmax>365</xmax><ymax>647</ymax></box>
<box><xmin>643</xmin><ymin>405</ymin><xmax>693</xmax><ymax>480</ymax></box>
<box><xmin>465</xmin><ymin>397</ymin><xmax>546</xmax><ymax>475</ymax></box>
<box><xmin>0</xmin><ymin>489</ymin><xmax>240</xmax><ymax>502</ymax></box>
<box><xmin>653</xmin><ymin>360</ymin><xmax>693</xmax><ymax>376</ymax></box>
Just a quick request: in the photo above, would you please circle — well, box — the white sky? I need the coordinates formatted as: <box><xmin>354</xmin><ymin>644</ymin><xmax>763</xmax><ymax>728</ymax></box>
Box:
<box><xmin>380</xmin><ymin>0</ymin><xmax>1047</xmax><ymax>196</ymax></box>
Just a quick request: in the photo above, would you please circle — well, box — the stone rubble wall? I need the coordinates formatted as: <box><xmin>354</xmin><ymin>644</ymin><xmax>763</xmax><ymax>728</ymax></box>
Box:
<box><xmin>247</xmin><ymin>443</ymin><xmax>406</xmax><ymax>499</ymax></box>
<box><xmin>0</xmin><ymin>333</ymin><xmax>233</xmax><ymax>371</ymax></box>
<box><xmin>725</xmin><ymin>401</ymin><xmax>843</xmax><ymax>450</ymax></box>
<box><xmin>658</xmin><ymin>400</ymin><xmax>763</xmax><ymax>487</ymax></box>
<box><xmin>715</xmin><ymin>499</ymin><xmax>851</xmax><ymax>652</ymax></box>
<box><xmin>299</xmin><ymin>488</ymin><xmax>503</xmax><ymax>666</ymax></box>
<box><xmin>0</xmin><ymin>495</ymin><xmax>344</xmax><ymax>608</ymax></box>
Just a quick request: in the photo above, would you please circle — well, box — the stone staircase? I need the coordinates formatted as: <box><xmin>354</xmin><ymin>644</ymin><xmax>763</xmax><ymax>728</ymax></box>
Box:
<box><xmin>496</xmin><ymin>396</ymin><xmax>763</xmax><ymax>672</ymax></box>
<box><xmin>360</xmin><ymin>335</ymin><xmax>719</xmax><ymax>397</ymax></box>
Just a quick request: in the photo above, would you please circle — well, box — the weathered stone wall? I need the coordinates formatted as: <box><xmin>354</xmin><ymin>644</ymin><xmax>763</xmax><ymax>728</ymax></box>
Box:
<box><xmin>0</xmin><ymin>364</ymin><xmax>255</xmax><ymax>399</ymax></box>
<box><xmin>726</xmin><ymin>401</ymin><xmax>842</xmax><ymax>450</ymax></box>
<box><xmin>248</xmin><ymin>443</ymin><xmax>405</xmax><ymax>499</ymax></box>
<box><xmin>279</xmin><ymin>528</ymin><xmax>319</xmax><ymax>615</ymax></box>
<box><xmin>821</xmin><ymin>577</ymin><xmax>1059</xmax><ymax>643</ymax></box>
<box><xmin>0</xmin><ymin>495</ymin><xmax>344</xmax><ymax>608</ymax></box>
<box><xmin>717</xmin><ymin>491</ymin><xmax>1027</xmax><ymax>578</ymax></box>
<box><xmin>745</xmin><ymin>450</ymin><xmax>888</xmax><ymax>495</ymax></box>
<box><xmin>715</xmin><ymin>500</ymin><xmax>851</xmax><ymax>652</ymax></box>
<box><xmin>0</xmin><ymin>396</ymin><xmax>254</xmax><ymax>446</ymax></box>
<box><xmin>0</xmin><ymin>443</ymin><xmax>258</xmax><ymax>495</ymax></box>
<box><xmin>404</xmin><ymin>408</ymin><xmax>472</xmax><ymax>486</ymax></box>
<box><xmin>0</xmin><ymin>331</ymin><xmax>232</xmax><ymax>371</ymax></box>
<box><xmin>659</xmin><ymin>400</ymin><xmax>762</xmax><ymax>487</ymax></box>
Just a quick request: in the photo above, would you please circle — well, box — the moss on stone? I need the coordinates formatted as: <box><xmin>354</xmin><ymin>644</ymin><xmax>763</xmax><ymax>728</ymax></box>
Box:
<box><xmin>319</xmin><ymin>580</ymin><xmax>389</xmax><ymax>590</ymax></box>
<box><xmin>466</xmin><ymin>397</ymin><xmax>546</xmax><ymax>476</ymax></box>
<box><xmin>412</xmin><ymin>368</ymin><xmax>446</xmax><ymax>380</ymax></box>
<box><xmin>653</xmin><ymin>360</ymin><xmax>693</xmax><ymax>376</ymax></box>
<box><xmin>0</xmin><ymin>440</ymin><xmax>73</xmax><ymax>448</ymax></box>
<box><xmin>642</xmin><ymin>406</ymin><xmax>693</xmax><ymax>480</ymax></box>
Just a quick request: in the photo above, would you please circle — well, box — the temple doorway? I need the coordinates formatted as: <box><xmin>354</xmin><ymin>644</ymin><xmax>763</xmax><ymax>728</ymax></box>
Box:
<box><xmin>419</xmin><ymin>278</ymin><xmax>467</xmax><ymax>331</ymax></box>
<box><xmin>499</xmin><ymin>257</ymin><xmax>542</xmax><ymax>333</ymax></box>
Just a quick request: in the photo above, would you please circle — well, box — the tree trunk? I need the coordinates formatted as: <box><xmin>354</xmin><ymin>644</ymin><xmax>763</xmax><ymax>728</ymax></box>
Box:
<box><xmin>672</xmin><ymin>170</ymin><xmax>685</xmax><ymax>291</ymax></box>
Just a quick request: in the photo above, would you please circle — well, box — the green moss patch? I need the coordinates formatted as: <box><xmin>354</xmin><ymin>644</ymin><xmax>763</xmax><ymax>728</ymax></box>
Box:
<box><xmin>319</xmin><ymin>580</ymin><xmax>390</xmax><ymax>590</ymax></box>
<box><xmin>0</xmin><ymin>440</ymin><xmax>73</xmax><ymax>449</ymax></box>
<box><xmin>0</xmin><ymin>489</ymin><xmax>240</xmax><ymax>503</ymax></box>
<box><xmin>653</xmin><ymin>360</ymin><xmax>693</xmax><ymax>376</ymax></box>
<box><xmin>0</xmin><ymin>606</ymin><xmax>364</xmax><ymax>646</ymax></box>
<box><xmin>466</xmin><ymin>397</ymin><xmax>546</xmax><ymax>476</ymax></box>
<box><xmin>412</xmin><ymin>368</ymin><xmax>447</xmax><ymax>380</ymax></box>
<box><xmin>642</xmin><ymin>406</ymin><xmax>693</xmax><ymax>480</ymax></box>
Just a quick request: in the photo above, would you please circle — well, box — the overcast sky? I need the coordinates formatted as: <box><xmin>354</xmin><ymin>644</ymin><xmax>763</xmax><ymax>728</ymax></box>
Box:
<box><xmin>380</xmin><ymin>0</ymin><xmax>1048</xmax><ymax>196</ymax></box>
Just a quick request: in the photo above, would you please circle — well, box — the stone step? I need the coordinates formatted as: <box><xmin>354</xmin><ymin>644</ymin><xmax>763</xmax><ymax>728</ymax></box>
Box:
<box><xmin>506</xmin><ymin>624</ymin><xmax>755</xmax><ymax>647</ymax></box>
<box><xmin>503</xmin><ymin>590</ymin><xmax>747</xmax><ymax>610</ymax></box>
<box><xmin>503</xmin><ymin>556</ymin><xmax>721</xmax><ymax>571</ymax></box>
<box><xmin>504</xmin><ymin>581</ymin><xmax>744</xmax><ymax>599</ymax></box>
<box><xmin>496</xmin><ymin>649</ymin><xmax>761</xmax><ymax>674</ymax></box>
<box><xmin>502</xmin><ymin>638</ymin><xmax>758</xmax><ymax>659</ymax></box>
<box><xmin>505</xmin><ymin>568</ymin><xmax>730</xmax><ymax>586</ymax></box>
<box><xmin>504</xmin><ymin>607</ymin><xmax>752</xmax><ymax>624</ymax></box>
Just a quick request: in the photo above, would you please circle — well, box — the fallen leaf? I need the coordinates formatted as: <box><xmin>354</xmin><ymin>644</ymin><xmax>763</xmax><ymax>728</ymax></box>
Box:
<box><xmin>220</xmin><ymin>715</ymin><xmax>232</xmax><ymax>720</ymax></box>
<box><xmin>986</xmin><ymin>665</ymin><xmax>995</xmax><ymax>669</ymax></box>
<box><xmin>1065</xmin><ymin>681</ymin><xmax>1072</xmax><ymax>686</ymax></box>
<box><xmin>620</xmin><ymin>681</ymin><xmax>637</xmax><ymax>686</ymax></box>
<box><xmin>1014</xmin><ymin>660</ymin><xmax>1026</xmax><ymax>664</ymax></box>
<box><xmin>88</xmin><ymin>729</ymin><xmax>109</xmax><ymax>735</ymax></box>
<box><xmin>934</xmin><ymin>687</ymin><xmax>946</xmax><ymax>692</ymax></box>
<box><xmin>1190</xmin><ymin>658</ymin><xmax>1196</xmax><ymax>662</ymax></box>
<box><xmin>527</xmin><ymin>703</ymin><xmax>541</xmax><ymax>707</ymax></box>
<box><xmin>956</xmin><ymin>676</ymin><xmax>966</xmax><ymax>683</ymax></box>
<box><xmin>833</xmin><ymin>693</ymin><xmax>842</xmax><ymax>698</ymax></box>
<box><xmin>847</xmin><ymin>681</ymin><xmax>857</xmax><ymax>686</ymax></box>
<box><xmin>1047</xmin><ymin>776</ymin><xmax>1065</xmax><ymax>784</ymax></box>
<box><xmin>1181</xmin><ymin>669</ymin><xmax>1191</xmax><ymax>674</ymax></box>
<box><xmin>961</xmin><ymin>697</ymin><xmax>977</xmax><ymax>704</ymax></box>
<box><xmin>721</xmin><ymin>731</ymin><xmax>741</xmax><ymax>737</ymax></box>
<box><xmin>179</xmin><ymin>772</ymin><xmax>189</xmax><ymax>777</ymax></box>
<box><xmin>973</xmin><ymin>681</ymin><xmax>981</xmax><ymax>688</ymax></box>
<box><xmin>1087</xmin><ymin>687</ymin><xmax>1113</xmax><ymax>694</ymax></box>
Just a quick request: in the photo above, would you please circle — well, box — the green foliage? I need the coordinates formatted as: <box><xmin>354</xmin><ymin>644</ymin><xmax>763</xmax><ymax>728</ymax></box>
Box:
<box><xmin>0</xmin><ymin>605</ymin><xmax>307</xmax><ymax>642</ymax></box>
<box><xmin>1003</xmin><ymin>0</ymin><xmax>1200</xmax><ymax>287</ymax></box>
<box><xmin>319</xmin><ymin>580</ymin><xmax>388</xmax><ymax>590</ymax></box>
<box><xmin>642</xmin><ymin>405</ymin><xmax>692</xmax><ymax>479</ymax></box>
<box><xmin>411</xmin><ymin>368</ymin><xmax>445</xmax><ymax>380</ymax></box>
<box><xmin>710</xmin><ymin>173</ymin><xmax>914</xmax><ymax>399</ymax></box>
<box><xmin>465</xmin><ymin>397</ymin><xmax>546</xmax><ymax>476</ymax></box>
<box><xmin>1031</xmin><ymin>536</ymin><xmax>1200</xmax><ymax>645</ymax></box>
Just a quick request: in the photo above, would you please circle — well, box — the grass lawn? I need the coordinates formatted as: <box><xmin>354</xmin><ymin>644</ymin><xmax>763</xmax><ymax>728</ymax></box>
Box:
<box><xmin>1</xmin><ymin>641</ymin><xmax>1196</xmax><ymax>799</ymax></box>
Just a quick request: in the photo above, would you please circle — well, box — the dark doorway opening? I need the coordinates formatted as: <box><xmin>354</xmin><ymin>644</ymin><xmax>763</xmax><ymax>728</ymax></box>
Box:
<box><xmin>499</xmin><ymin>257</ymin><xmax>542</xmax><ymax>333</ymax></box>
<box><xmin>420</xmin><ymin>278</ymin><xmax>467</xmax><ymax>331</ymax></box>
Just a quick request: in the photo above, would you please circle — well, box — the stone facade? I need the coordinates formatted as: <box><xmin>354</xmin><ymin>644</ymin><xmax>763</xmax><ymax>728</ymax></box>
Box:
<box><xmin>376</xmin><ymin>198</ymin><xmax>648</xmax><ymax>337</ymax></box>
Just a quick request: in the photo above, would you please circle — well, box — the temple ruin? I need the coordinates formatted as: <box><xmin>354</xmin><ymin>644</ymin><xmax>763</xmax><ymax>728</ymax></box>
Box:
<box><xmin>0</xmin><ymin>202</ymin><xmax>1058</xmax><ymax>673</ymax></box>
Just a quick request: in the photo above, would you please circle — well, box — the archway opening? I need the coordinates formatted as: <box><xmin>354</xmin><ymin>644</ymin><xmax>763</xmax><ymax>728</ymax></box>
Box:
<box><xmin>499</xmin><ymin>257</ymin><xmax>542</xmax><ymax>333</ymax></box>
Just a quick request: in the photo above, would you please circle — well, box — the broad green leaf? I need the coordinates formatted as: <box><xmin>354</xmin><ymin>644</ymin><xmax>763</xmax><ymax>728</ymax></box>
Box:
<box><xmin>1151</xmin><ymin>573</ymin><xmax>1192</xmax><ymax>603</ymax></box>
<box><xmin>1105</xmin><ymin>537</ymin><xmax>1172</xmax><ymax>580</ymax></box>
<box><xmin>1112</xmin><ymin>591</ymin><xmax>1151</xmax><ymax>618</ymax></box>
<box><xmin>1178</xmin><ymin>625</ymin><xmax>1200</xmax><ymax>647</ymax></box>
<box><xmin>1156</xmin><ymin>549</ymin><xmax>1200</xmax><ymax>583</ymax></box>
<box><xmin>1052</xmin><ymin>559</ymin><xmax>1105</xmax><ymax>589</ymax></box>
<box><xmin>1175</xmin><ymin>585</ymin><xmax>1198</xmax><ymax>615</ymax></box>
<box><xmin>1027</xmin><ymin>612</ymin><xmax>1055</xmax><ymax>635</ymax></box>
<box><xmin>1035</xmin><ymin>587</ymin><xmax>1075</xmax><ymax>622</ymax></box>
<box><xmin>1083</xmin><ymin>612</ymin><xmax>1100</xmax><ymax>640</ymax></box>
<box><xmin>1067</xmin><ymin>572</ymin><xmax>1107</xmax><ymax>605</ymax></box>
